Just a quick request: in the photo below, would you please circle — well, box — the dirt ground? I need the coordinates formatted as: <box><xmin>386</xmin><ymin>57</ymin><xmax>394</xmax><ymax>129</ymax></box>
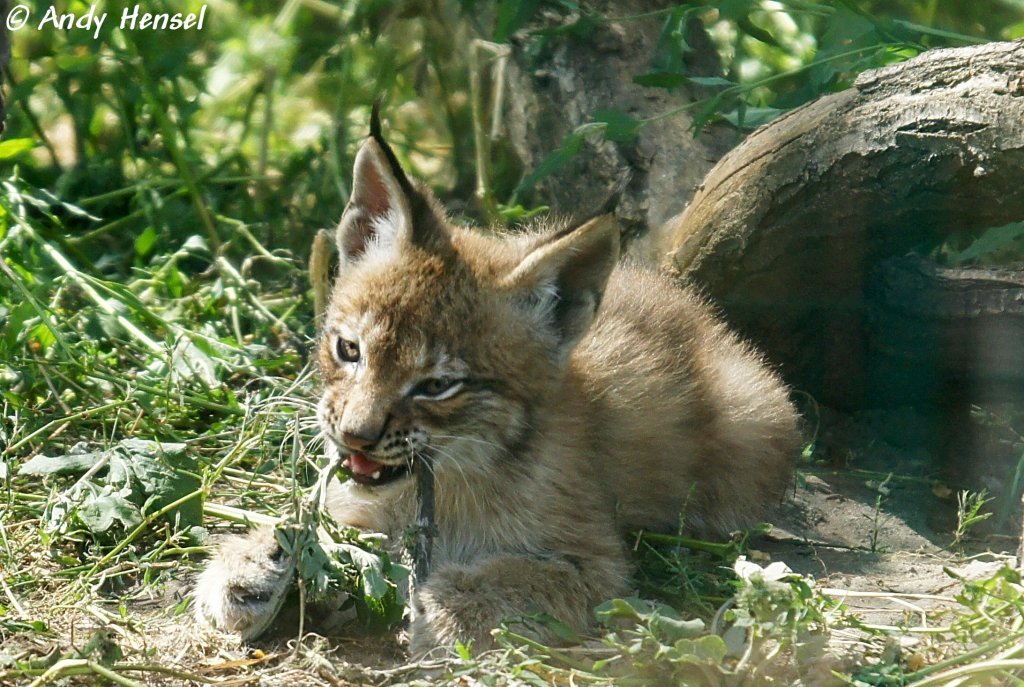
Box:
<box><xmin>756</xmin><ymin>404</ymin><xmax>1022</xmax><ymax>646</ymax></box>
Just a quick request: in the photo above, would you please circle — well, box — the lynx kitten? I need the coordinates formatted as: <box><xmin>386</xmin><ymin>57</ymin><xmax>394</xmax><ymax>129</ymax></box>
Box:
<box><xmin>193</xmin><ymin>113</ymin><xmax>800</xmax><ymax>654</ymax></box>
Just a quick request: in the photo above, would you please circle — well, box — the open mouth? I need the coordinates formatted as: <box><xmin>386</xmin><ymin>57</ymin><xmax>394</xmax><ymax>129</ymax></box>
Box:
<box><xmin>342</xmin><ymin>451</ymin><xmax>411</xmax><ymax>487</ymax></box>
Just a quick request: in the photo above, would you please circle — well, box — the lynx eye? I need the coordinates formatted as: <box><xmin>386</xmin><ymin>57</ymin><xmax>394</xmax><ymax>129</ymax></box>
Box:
<box><xmin>410</xmin><ymin>377</ymin><xmax>463</xmax><ymax>400</ymax></box>
<box><xmin>335</xmin><ymin>337</ymin><xmax>360</xmax><ymax>364</ymax></box>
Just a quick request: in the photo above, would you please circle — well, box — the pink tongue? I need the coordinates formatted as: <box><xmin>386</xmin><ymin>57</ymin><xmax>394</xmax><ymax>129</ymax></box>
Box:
<box><xmin>347</xmin><ymin>452</ymin><xmax>385</xmax><ymax>476</ymax></box>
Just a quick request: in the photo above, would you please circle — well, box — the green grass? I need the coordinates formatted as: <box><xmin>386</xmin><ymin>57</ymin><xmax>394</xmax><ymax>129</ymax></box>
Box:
<box><xmin>3</xmin><ymin>1</ymin><xmax>1024</xmax><ymax>684</ymax></box>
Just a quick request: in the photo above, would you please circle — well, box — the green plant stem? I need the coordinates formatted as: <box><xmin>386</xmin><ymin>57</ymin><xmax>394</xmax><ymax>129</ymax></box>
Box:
<box><xmin>909</xmin><ymin>659</ymin><xmax>1024</xmax><ymax>687</ymax></box>
<box><xmin>2</xmin><ymin>69</ymin><xmax>60</xmax><ymax>166</ymax></box>
<box><xmin>25</xmin><ymin>660</ymin><xmax>144</xmax><ymax>687</ymax></box>
<box><xmin>72</xmin><ymin>188</ymin><xmax>188</xmax><ymax>244</ymax></box>
<box><xmin>891</xmin><ymin>19</ymin><xmax>987</xmax><ymax>44</ymax></box>
<box><xmin>647</xmin><ymin>44</ymin><xmax>912</xmax><ymax>127</ymax></box>
<box><xmin>77</xmin><ymin>175</ymin><xmax>273</xmax><ymax>208</ymax></box>
<box><xmin>0</xmin><ymin>259</ymin><xmax>75</xmax><ymax>357</ymax></box>
<box><xmin>216</xmin><ymin>215</ymin><xmax>290</xmax><ymax>263</ymax></box>
<box><xmin>904</xmin><ymin>633</ymin><xmax>1023</xmax><ymax>682</ymax></box>
<box><xmin>83</xmin><ymin>368</ymin><xmax>241</xmax><ymax>415</ymax></box>
<box><xmin>204</xmin><ymin>501</ymin><xmax>279</xmax><ymax>527</ymax></box>
<box><xmin>639</xmin><ymin>531</ymin><xmax>737</xmax><ymax>558</ymax></box>
<box><xmin>122</xmin><ymin>38</ymin><xmax>221</xmax><ymax>252</ymax></box>
<box><xmin>4</xmin><ymin>401</ymin><xmax>132</xmax><ymax>456</ymax></box>
<box><xmin>16</xmin><ymin>660</ymin><xmax>217</xmax><ymax>686</ymax></box>
<box><xmin>501</xmin><ymin>630</ymin><xmax>597</xmax><ymax>673</ymax></box>
<box><xmin>14</xmin><ymin>220</ymin><xmax>164</xmax><ymax>354</ymax></box>
<box><xmin>77</xmin><ymin>488</ymin><xmax>205</xmax><ymax>584</ymax></box>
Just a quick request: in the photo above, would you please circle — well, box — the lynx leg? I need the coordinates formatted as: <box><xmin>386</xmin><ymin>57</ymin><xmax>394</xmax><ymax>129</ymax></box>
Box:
<box><xmin>409</xmin><ymin>553</ymin><xmax>625</xmax><ymax>655</ymax></box>
<box><xmin>192</xmin><ymin>527</ymin><xmax>293</xmax><ymax>638</ymax></box>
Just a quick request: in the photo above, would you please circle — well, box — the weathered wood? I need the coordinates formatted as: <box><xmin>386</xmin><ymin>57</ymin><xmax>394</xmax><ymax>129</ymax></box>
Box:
<box><xmin>656</xmin><ymin>40</ymin><xmax>1024</xmax><ymax>408</ymax></box>
<box><xmin>865</xmin><ymin>254</ymin><xmax>1024</xmax><ymax>405</ymax></box>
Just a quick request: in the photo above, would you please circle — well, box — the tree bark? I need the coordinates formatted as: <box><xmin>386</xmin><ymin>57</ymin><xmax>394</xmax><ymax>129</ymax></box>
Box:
<box><xmin>866</xmin><ymin>254</ymin><xmax>1024</xmax><ymax>405</ymax></box>
<box><xmin>502</xmin><ymin>1</ymin><xmax>734</xmax><ymax>251</ymax></box>
<box><xmin>656</xmin><ymin>40</ymin><xmax>1024</xmax><ymax>408</ymax></box>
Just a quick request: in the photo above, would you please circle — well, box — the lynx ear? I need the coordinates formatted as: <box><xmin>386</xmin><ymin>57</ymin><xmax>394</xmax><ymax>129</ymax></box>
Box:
<box><xmin>336</xmin><ymin>133</ymin><xmax>414</xmax><ymax>267</ymax></box>
<box><xmin>503</xmin><ymin>215</ymin><xmax>620</xmax><ymax>357</ymax></box>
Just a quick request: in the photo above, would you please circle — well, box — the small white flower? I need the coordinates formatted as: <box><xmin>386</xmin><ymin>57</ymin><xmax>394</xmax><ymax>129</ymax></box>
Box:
<box><xmin>733</xmin><ymin>556</ymin><xmax>794</xmax><ymax>582</ymax></box>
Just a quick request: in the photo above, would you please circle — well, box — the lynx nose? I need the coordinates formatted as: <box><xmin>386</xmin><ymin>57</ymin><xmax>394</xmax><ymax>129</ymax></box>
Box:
<box><xmin>341</xmin><ymin>430</ymin><xmax>378</xmax><ymax>451</ymax></box>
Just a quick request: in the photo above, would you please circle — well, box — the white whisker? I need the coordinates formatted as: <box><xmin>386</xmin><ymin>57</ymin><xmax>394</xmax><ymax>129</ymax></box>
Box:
<box><xmin>424</xmin><ymin>442</ymin><xmax>487</xmax><ymax>517</ymax></box>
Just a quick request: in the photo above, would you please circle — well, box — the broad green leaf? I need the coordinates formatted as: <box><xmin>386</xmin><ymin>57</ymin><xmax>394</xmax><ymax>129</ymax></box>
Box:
<box><xmin>124</xmin><ymin>440</ymin><xmax>201</xmax><ymax>524</ymax></box>
<box><xmin>514</xmin><ymin>123</ymin><xmax>603</xmax><ymax>195</ymax></box>
<box><xmin>343</xmin><ymin>543</ymin><xmax>391</xmax><ymax>600</ymax></box>
<box><xmin>593</xmin><ymin>110</ymin><xmax>644</xmax><ymax>142</ymax></box>
<box><xmin>28</xmin><ymin>322</ymin><xmax>56</xmax><ymax>352</ymax></box>
<box><xmin>165</xmin><ymin>264</ymin><xmax>185</xmax><ymax>298</ymax></box>
<box><xmin>180</xmin><ymin>235</ymin><xmax>209</xmax><ymax>254</ymax></box>
<box><xmin>361</xmin><ymin>566</ymin><xmax>390</xmax><ymax>601</ymax></box>
<box><xmin>134</xmin><ymin>226</ymin><xmax>158</xmax><ymax>258</ymax></box>
<box><xmin>0</xmin><ymin>139</ymin><xmax>37</xmax><ymax>161</ymax></box>
<box><xmin>687</xmin><ymin>76</ymin><xmax>736</xmax><ymax>88</ymax></box>
<box><xmin>673</xmin><ymin>635</ymin><xmax>729</xmax><ymax>664</ymax></box>
<box><xmin>494</xmin><ymin>0</ymin><xmax>541</xmax><ymax>42</ymax></box>
<box><xmin>170</xmin><ymin>337</ymin><xmax>220</xmax><ymax>388</ymax></box>
<box><xmin>595</xmin><ymin>597</ymin><xmax>651</xmax><ymax>623</ymax></box>
<box><xmin>299</xmin><ymin>538</ymin><xmax>330</xmax><ymax>581</ymax></box>
<box><xmin>78</xmin><ymin>490</ymin><xmax>143</xmax><ymax>532</ymax></box>
<box><xmin>4</xmin><ymin>299</ymin><xmax>37</xmax><ymax>349</ymax></box>
<box><xmin>18</xmin><ymin>439</ymin><xmax>201</xmax><ymax>533</ymax></box>
<box><xmin>19</xmin><ymin>451</ymin><xmax>103</xmax><ymax>477</ymax></box>
<box><xmin>650</xmin><ymin>613</ymin><xmax>705</xmax><ymax>641</ymax></box>
<box><xmin>721</xmin><ymin>106</ymin><xmax>784</xmax><ymax>130</ymax></box>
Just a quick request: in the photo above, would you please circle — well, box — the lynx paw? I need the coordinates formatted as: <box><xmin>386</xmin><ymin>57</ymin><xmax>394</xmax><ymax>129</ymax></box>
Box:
<box><xmin>408</xmin><ymin>567</ymin><xmax>482</xmax><ymax>655</ymax></box>
<box><xmin>193</xmin><ymin>527</ymin><xmax>294</xmax><ymax>639</ymax></box>
<box><xmin>407</xmin><ymin>557</ymin><xmax>593</xmax><ymax>656</ymax></box>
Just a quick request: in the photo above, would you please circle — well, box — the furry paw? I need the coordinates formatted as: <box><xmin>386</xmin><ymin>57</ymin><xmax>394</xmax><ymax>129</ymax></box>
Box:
<box><xmin>192</xmin><ymin>527</ymin><xmax>294</xmax><ymax>639</ymax></box>
<box><xmin>407</xmin><ymin>557</ymin><xmax>595</xmax><ymax>656</ymax></box>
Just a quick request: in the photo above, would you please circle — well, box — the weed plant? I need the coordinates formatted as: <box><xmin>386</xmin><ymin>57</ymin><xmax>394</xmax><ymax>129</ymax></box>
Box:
<box><xmin>2</xmin><ymin>1</ymin><xmax>1024</xmax><ymax>685</ymax></box>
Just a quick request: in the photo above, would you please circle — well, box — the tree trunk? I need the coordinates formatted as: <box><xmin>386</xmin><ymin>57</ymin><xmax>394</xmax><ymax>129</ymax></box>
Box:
<box><xmin>502</xmin><ymin>1</ymin><xmax>734</xmax><ymax>251</ymax></box>
<box><xmin>655</xmin><ymin>39</ymin><xmax>1024</xmax><ymax>409</ymax></box>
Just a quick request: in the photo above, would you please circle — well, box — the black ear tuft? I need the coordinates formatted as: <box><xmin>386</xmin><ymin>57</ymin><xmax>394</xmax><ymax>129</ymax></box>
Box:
<box><xmin>370</xmin><ymin>98</ymin><xmax>384</xmax><ymax>141</ymax></box>
<box><xmin>367</xmin><ymin>100</ymin><xmax>415</xmax><ymax>198</ymax></box>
